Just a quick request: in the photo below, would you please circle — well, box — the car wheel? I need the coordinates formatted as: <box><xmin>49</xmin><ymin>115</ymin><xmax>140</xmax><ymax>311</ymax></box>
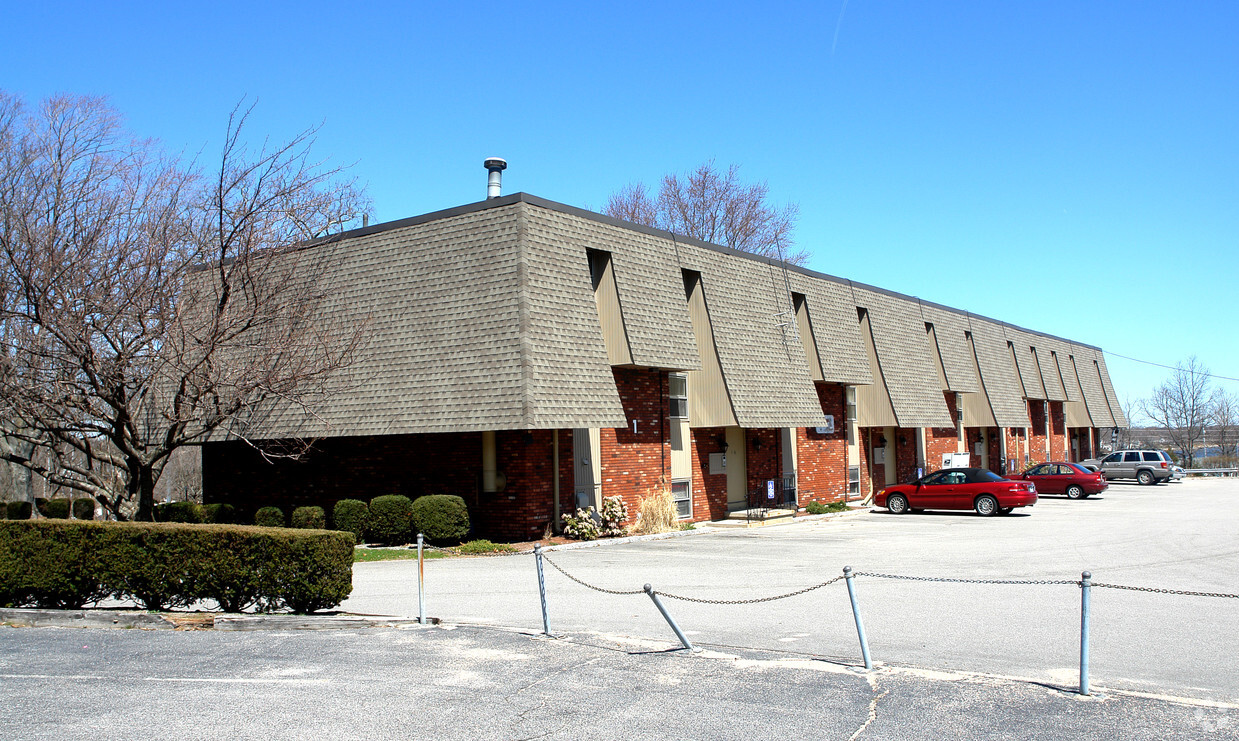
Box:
<box><xmin>887</xmin><ymin>494</ymin><xmax>909</xmax><ymax>514</ymax></box>
<box><xmin>975</xmin><ymin>495</ymin><xmax>998</xmax><ymax>517</ymax></box>
<box><xmin>1137</xmin><ymin>470</ymin><xmax>1155</xmax><ymax>486</ymax></box>
<box><xmin>1066</xmin><ymin>485</ymin><xmax>1085</xmax><ymax>500</ymax></box>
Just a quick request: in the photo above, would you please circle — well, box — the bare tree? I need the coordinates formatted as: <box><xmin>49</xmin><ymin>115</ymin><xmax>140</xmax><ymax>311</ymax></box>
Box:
<box><xmin>1211</xmin><ymin>388</ymin><xmax>1239</xmax><ymax>464</ymax></box>
<box><xmin>0</xmin><ymin>93</ymin><xmax>369</xmax><ymax>520</ymax></box>
<box><xmin>605</xmin><ymin>160</ymin><xmax>806</xmax><ymax>264</ymax></box>
<box><xmin>1140</xmin><ymin>356</ymin><xmax>1212</xmax><ymax>468</ymax></box>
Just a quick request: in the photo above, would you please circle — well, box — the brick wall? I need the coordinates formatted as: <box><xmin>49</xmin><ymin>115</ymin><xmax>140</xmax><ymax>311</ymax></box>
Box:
<box><xmin>1028</xmin><ymin>401</ymin><xmax>1048</xmax><ymax>464</ymax></box>
<box><xmin>599</xmin><ymin>368</ymin><xmax>670</xmax><ymax>526</ymax></box>
<box><xmin>202</xmin><ymin>429</ymin><xmax>577</xmax><ymax>542</ymax></box>
<box><xmin>1049</xmin><ymin>402</ymin><xmax>1066</xmax><ymax>461</ymax></box>
<box><xmin>796</xmin><ymin>383</ymin><xmax>847</xmax><ymax>503</ymax></box>
<box><xmin>925</xmin><ymin>392</ymin><xmax>960</xmax><ymax>474</ymax></box>
<box><xmin>1005</xmin><ymin>426</ymin><xmax>1026</xmax><ymax>472</ymax></box>
<box><xmin>691</xmin><ymin>427</ymin><xmax>728</xmax><ymax>520</ymax></box>
<box><xmin>894</xmin><ymin>428</ymin><xmax>919</xmax><ymax>483</ymax></box>
<box><xmin>865</xmin><ymin>428</ymin><xmax>887</xmax><ymax>487</ymax></box>
<box><xmin>745</xmin><ymin>428</ymin><xmax>782</xmax><ymax>507</ymax></box>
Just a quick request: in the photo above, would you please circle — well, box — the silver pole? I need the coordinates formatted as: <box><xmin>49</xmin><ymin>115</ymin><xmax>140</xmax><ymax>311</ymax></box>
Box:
<box><xmin>844</xmin><ymin>566</ymin><xmax>873</xmax><ymax>670</ymax></box>
<box><xmin>534</xmin><ymin>545</ymin><xmax>551</xmax><ymax>636</ymax></box>
<box><xmin>1080</xmin><ymin>570</ymin><xmax>1091</xmax><ymax>695</ymax></box>
<box><xmin>644</xmin><ymin>584</ymin><xmax>701</xmax><ymax>653</ymax></box>
<box><xmin>417</xmin><ymin>533</ymin><xmax>426</xmax><ymax>625</ymax></box>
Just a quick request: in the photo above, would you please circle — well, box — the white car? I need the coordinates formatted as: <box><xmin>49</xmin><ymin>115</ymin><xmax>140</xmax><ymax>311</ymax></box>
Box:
<box><xmin>1170</xmin><ymin>465</ymin><xmax>1186</xmax><ymax>481</ymax></box>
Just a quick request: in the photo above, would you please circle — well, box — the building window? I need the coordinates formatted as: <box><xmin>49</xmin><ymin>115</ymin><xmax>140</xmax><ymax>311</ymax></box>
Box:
<box><xmin>848</xmin><ymin>466</ymin><xmax>861</xmax><ymax>496</ymax></box>
<box><xmin>672</xmin><ymin>479</ymin><xmax>691</xmax><ymax>518</ymax></box>
<box><xmin>669</xmin><ymin>373</ymin><xmax>688</xmax><ymax>418</ymax></box>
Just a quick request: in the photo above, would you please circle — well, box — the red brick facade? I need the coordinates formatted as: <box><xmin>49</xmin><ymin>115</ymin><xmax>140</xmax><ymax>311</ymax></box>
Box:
<box><xmin>1049</xmin><ymin>402</ymin><xmax>1066</xmax><ymax>461</ymax></box>
<box><xmin>796</xmin><ymin>383</ymin><xmax>848</xmax><ymax>503</ymax></box>
<box><xmin>598</xmin><ymin>368</ymin><xmax>671</xmax><ymax>526</ymax></box>
<box><xmin>690</xmin><ymin>427</ymin><xmax>729</xmax><ymax>520</ymax></box>
<box><xmin>925</xmin><ymin>392</ymin><xmax>960</xmax><ymax>474</ymax></box>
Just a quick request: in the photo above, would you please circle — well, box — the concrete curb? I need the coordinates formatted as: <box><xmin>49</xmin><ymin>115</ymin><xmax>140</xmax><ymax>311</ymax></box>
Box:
<box><xmin>1</xmin><ymin>608</ymin><xmax>179</xmax><ymax>630</ymax></box>
<box><xmin>0</xmin><ymin>607</ymin><xmax>433</xmax><ymax>632</ymax></box>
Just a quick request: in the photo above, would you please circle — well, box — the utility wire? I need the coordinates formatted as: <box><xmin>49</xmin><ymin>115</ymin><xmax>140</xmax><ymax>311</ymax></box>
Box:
<box><xmin>1104</xmin><ymin>351</ymin><xmax>1239</xmax><ymax>383</ymax></box>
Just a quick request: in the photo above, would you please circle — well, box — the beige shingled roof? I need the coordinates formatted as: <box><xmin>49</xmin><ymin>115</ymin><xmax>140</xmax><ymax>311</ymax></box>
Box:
<box><xmin>1005</xmin><ymin>327</ymin><xmax>1047</xmax><ymax>400</ymax></box>
<box><xmin>852</xmin><ymin>286</ymin><xmax>953</xmax><ymax>428</ymax></box>
<box><xmin>920</xmin><ymin>303</ymin><xmax>980</xmax><ymax>393</ymax></box>
<box><xmin>1071</xmin><ymin>345</ymin><xmax>1116</xmax><ymax>428</ymax></box>
<box><xmin>522</xmin><ymin>205</ymin><xmax>700</xmax><ymax>371</ymax></box>
<box><xmin>967</xmin><ymin>317</ymin><xmax>1030</xmax><ymax>428</ymax></box>
<box><xmin>224</xmin><ymin>200</ymin><xmax>626</xmax><ymax>439</ymax></box>
<box><xmin>1095</xmin><ymin>353</ymin><xmax>1128</xmax><ymax>426</ymax></box>
<box><xmin>785</xmin><ymin>272</ymin><xmax>872</xmax><ymax>385</ymax></box>
<box><xmin>674</xmin><ymin>241</ymin><xmax>829</xmax><ymax>429</ymax></box>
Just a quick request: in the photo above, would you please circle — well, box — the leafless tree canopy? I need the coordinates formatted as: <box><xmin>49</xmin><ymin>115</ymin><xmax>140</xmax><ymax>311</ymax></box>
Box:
<box><xmin>604</xmin><ymin>161</ymin><xmax>806</xmax><ymax>264</ymax></box>
<box><xmin>1211</xmin><ymin>389</ymin><xmax>1239</xmax><ymax>463</ymax></box>
<box><xmin>0</xmin><ymin>93</ymin><xmax>369</xmax><ymax>519</ymax></box>
<box><xmin>1139</xmin><ymin>356</ymin><xmax>1213</xmax><ymax>468</ymax></box>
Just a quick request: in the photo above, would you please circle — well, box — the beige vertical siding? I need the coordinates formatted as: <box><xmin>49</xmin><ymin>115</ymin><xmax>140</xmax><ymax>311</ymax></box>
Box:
<box><xmin>685</xmin><ymin>274</ymin><xmax>738</xmax><ymax>428</ymax></box>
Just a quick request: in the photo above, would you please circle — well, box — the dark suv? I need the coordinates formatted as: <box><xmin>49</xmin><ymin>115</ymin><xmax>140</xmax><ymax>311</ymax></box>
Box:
<box><xmin>1080</xmin><ymin>450</ymin><xmax>1174</xmax><ymax>485</ymax></box>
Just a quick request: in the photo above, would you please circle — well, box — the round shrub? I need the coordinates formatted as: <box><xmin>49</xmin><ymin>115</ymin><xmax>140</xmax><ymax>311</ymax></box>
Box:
<box><xmin>367</xmin><ymin>495</ymin><xmax>413</xmax><ymax>546</ymax></box>
<box><xmin>71</xmin><ymin>498</ymin><xmax>95</xmax><ymax>520</ymax></box>
<box><xmin>43</xmin><ymin>498</ymin><xmax>71</xmax><ymax>519</ymax></box>
<box><xmin>254</xmin><ymin>506</ymin><xmax>285</xmax><ymax>528</ymax></box>
<box><xmin>410</xmin><ymin>495</ymin><xmax>470</xmax><ymax>543</ymax></box>
<box><xmin>332</xmin><ymin>499</ymin><xmax>368</xmax><ymax>544</ymax></box>
<box><xmin>291</xmin><ymin>506</ymin><xmax>326</xmax><ymax>530</ymax></box>
<box><xmin>201</xmin><ymin>503</ymin><xmax>237</xmax><ymax>524</ymax></box>
<box><xmin>6</xmin><ymin>501</ymin><xmax>32</xmax><ymax>520</ymax></box>
<box><xmin>156</xmin><ymin>501</ymin><xmax>204</xmax><ymax>524</ymax></box>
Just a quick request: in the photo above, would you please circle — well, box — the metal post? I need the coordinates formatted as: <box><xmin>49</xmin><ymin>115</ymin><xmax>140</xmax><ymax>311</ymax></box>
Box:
<box><xmin>644</xmin><ymin>584</ymin><xmax>700</xmax><ymax>653</ymax></box>
<box><xmin>417</xmin><ymin>533</ymin><xmax>426</xmax><ymax>625</ymax></box>
<box><xmin>1080</xmin><ymin>570</ymin><xmax>1091</xmax><ymax>695</ymax></box>
<box><xmin>534</xmin><ymin>545</ymin><xmax>551</xmax><ymax>636</ymax></box>
<box><xmin>843</xmin><ymin>566</ymin><xmax>873</xmax><ymax>670</ymax></box>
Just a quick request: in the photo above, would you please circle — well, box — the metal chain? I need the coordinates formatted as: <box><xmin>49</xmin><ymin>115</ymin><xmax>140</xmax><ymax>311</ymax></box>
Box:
<box><xmin>1092</xmin><ymin>582</ymin><xmax>1239</xmax><ymax>599</ymax></box>
<box><xmin>855</xmin><ymin>572</ymin><xmax>1077</xmax><ymax>586</ymax></box>
<box><xmin>541</xmin><ymin>555</ymin><xmax>645</xmax><ymax>596</ymax></box>
<box><xmin>418</xmin><ymin>543</ymin><xmax>535</xmax><ymax>557</ymax></box>
<box><xmin>656</xmin><ymin>575</ymin><xmax>846</xmax><ymax>605</ymax></box>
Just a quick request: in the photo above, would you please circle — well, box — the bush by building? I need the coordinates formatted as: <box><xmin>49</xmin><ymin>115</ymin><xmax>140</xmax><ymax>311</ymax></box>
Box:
<box><xmin>291</xmin><ymin>506</ymin><xmax>326</xmax><ymax>530</ymax></box>
<box><xmin>332</xmin><ymin>499</ymin><xmax>368</xmax><ymax>544</ymax></box>
<box><xmin>254</xmin><ymin>506</ymin><xmax>285</xmax><ymax>528</ymax></box>
<box><xmin>6</xmin><ymin>502</ymin><xmax>32</xmax><ymax>520</ymax></box>
<box><xmin>200</xmin><ymin>503</ymin><xmax>237</xmax><ymax>524</ymax></box>
<box><xmin>0</xmin><ymin>520</ymin><xmax>353</xmax><ymax>613</ymax></box>
<box><xmin>71</xmin><ymin>498</ymin><xmax>95</xmax><ymax>520</ymax></box>
<box><xmin>367</xmin><ymin>495</ymin><xmax>414</xmax><ymax>546</ymax></box>
<box><xmin>410</xmin><ymin>495</ymin><xmax>470</xmax><ymax>544</ymax></box>
<box><xmin>42</xmin><ymin>498</ymin><xmax>71</xmax><ymax>519</ymax></box>
<box><xmin>155</xmin><ymin>501</ymin><xmax>204</xmax><ymax>524</ymax></box>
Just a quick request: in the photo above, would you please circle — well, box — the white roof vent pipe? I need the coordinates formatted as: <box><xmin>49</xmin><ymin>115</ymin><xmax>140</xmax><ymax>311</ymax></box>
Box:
<box><xmin>484</xmin><ymin>157</ymin><xmax>507</xmax><ymax>199</ymax></box>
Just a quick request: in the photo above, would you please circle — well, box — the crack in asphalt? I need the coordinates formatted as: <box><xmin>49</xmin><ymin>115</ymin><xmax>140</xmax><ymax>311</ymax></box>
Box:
<box><xmin>848</xmin><ymin>675</ymin><xmax>889</xmax><ymax>741</ymax></box>
<box><xmin>503</xmin><ymin>656</ymin><xmax>601</xmax><ymax>739</ymax></box>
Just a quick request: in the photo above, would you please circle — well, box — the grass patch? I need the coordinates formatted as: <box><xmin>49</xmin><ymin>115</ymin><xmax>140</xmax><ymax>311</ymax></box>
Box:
<box><xmin>804</xmin><ymin>500</ymin><xmax>851</xmax><ymax>515</ymax></box>
<box><xmin>456</xmin><ymin>539</ymin><xmax>517</xmax><ymax>555</ymax></box>
<box><xmin>352</xmin><ymin>547</ymin><xmax>450</xmax><ymax>563</ymax></box>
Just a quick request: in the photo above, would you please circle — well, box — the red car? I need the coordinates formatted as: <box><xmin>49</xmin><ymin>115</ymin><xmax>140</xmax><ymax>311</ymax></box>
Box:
<box><xmin>1005</xmin><ymin>462</ymin><xmax>1107</xmax><ymax>499</ymax></box>
<box><xmin>876</xmin><ymin>467</ymin><xmax>1038</xmax><ymax>516</ymax></box>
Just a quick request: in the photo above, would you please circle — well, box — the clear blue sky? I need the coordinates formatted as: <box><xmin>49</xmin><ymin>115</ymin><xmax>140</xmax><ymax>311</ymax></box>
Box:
<box><xmin>5</xmin><ymin>1</ymin><xmax>1237</xmax><ymax>420</ymax></box>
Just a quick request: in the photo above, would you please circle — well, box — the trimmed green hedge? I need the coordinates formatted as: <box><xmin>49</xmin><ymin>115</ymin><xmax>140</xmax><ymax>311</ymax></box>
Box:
<box><xmin>291</xmin><ymin>506</ymin><xmax>326</xmax><ymax>530</ymax></box>
<box><xmin>6</xmin><ymin>502</ymin><xmax>31</xmax><ymax>520</ymax></box>
<box><xmin>0</xmin><ymin>520</ymin><xmax>353</xmax><ymax>613</ymax></box>
<box><xmin>411</xmin><ymin>495</ymin><xmax>470</xmax><ymax>543</ymax></box>
<box><xmin>201</xmin><ymin>503</ymin><xmax>237</xmax><ymax>525</ymax></box>
<box><xmin>367</xmin><ymin>495</ymin><xmax>413</xmax><ymax>546</ymax></box>
<box><xmin>332</xmin><ymin>499</ymin><xmax>368</xmax><ymax>544</ymax></box>
<box><xmin>43</xmin><ymin>498</ymin><xmax>71</xmax><ymax>519</ymax></box>
<box><xmin>254</xmin><ymin>506</ymin><xmax>285</xmax><ymax>528</ymax></box>
<box><xmin>155</xmin><ymin>501</ymin><xmax>204</xmax><ymax>524</ymax></box>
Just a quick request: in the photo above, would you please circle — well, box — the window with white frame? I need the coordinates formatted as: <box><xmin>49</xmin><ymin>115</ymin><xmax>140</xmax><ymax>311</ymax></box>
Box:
<box><xmin>848</xmin><ymin>466</ymin><xmax>861</xmax><ymax>496</ymax></box>
<box><xmin>669</xmin><ymin>373</ymin><xmax>688</xmax><ymax>418</ymax></box>
<box><xmin>672</xmin><ymin>479</ymin><xmax>692</xmax><ymax>518</ymax></box>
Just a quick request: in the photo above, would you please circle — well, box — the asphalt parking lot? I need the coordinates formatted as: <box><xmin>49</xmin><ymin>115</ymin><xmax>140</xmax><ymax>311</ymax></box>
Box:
<box><xmin>344</xmin><ymin>476</ymin><xmax>1239</xmax><ymax>704</ymax></box>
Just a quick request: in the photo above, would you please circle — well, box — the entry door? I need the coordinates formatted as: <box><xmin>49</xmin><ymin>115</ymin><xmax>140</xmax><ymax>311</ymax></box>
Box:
<box><xmin>725</xmin><ymin>426</ymin><xmax>747</xmax><ymax>511</ymax></box>
<box><xmin>883</xmin><ymin>426</ymin><xmax>897</xmax><ymax>486</ymax></box>
<box><xmin>572</xmin><ymin>428</ymin><xmax>602</xmax><ymax>511</ymax></box>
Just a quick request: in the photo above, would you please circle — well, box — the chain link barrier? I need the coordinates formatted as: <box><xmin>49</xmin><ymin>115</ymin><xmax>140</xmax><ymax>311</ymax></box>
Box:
<box><xmin>854</xmin><ymin>572</ymin><xmax>1078</xmax><ymax>586</ymax></box>
<box><xmin>1091</xmin><ymin>582</ymin><xmax>1239</xmax><ymax>599</ymax></box>
<box><xmin>418</xmin><ymin>543</ymin><xmax>536</xmax><ymax>558</ymax></box>
<box><xmin>541</xmin><ymin>555</ymin><xmax>645</xmax><ymax>596</ymax></box>
<box><xmin>656</xmin><ymin>576</ymin><xmax>846</xmax><ymax>605</ymax></box>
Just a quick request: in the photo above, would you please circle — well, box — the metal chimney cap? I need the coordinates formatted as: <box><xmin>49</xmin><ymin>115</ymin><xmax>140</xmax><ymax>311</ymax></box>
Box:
<box><xmin>484</xmin><ymin>157</ymin><xmax>508</xmax><ymax>172</ymax></box>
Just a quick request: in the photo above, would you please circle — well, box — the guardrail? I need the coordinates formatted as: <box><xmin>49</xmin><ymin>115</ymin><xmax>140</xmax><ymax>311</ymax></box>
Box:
<box><xmin>1185</xmin><ymin>468</ymin><xmax>1239</xmax><ymax>477</ymax></box>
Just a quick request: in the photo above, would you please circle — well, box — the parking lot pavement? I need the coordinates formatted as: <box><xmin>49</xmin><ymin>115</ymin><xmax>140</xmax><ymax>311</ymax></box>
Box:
<box><xmin>343</xmin><ymin>477</ymin><xmax>1239</xmax><ymax>704</ymax></box>
<box><xmin>2</xmin><ymin>622</ymin><xmax>1234</xmax><ymax>740</ymax></box>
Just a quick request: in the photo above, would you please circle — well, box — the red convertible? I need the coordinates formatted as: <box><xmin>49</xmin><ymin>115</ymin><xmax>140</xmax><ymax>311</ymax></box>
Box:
<box><xmin>875</xmin><ymin>468</ymin><xmax>1038</xmax><ymax>516</ymax></box>
<box><xmin>1005</xmin><ymin>461</ymin><xmax>1107</xmax><ymax>499</ymax></box>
